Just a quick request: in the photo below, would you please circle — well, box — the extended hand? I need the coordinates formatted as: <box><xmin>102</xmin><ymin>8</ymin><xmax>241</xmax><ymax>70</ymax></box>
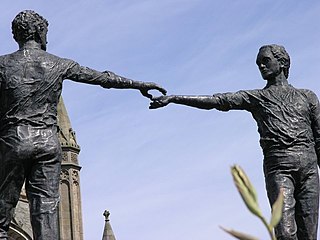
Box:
<box><xmin>149</xmin><ymin>95</ymin><xmax>172</xmax><ymax>109</ymax></box>
<box><xmin>140</xmin><ymin>82</ymin><xmax>167</xmax><ymax>99</ymax></box>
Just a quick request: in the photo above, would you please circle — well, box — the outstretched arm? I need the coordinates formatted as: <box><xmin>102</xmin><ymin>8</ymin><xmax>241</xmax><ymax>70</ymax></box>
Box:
<box><xmin>66</xmin><ymin>64</ymin><xmax>166</xmax><ymax>99</ymax></box>
<box><xmin>149</xmin><ymin>91</ymin><xmax>252</xmax><ymax>111</ymax></box>
<box><xmin>102</xmin><ymin>70</ymin><xmax>166</xmax><ymax>98</ymax></box>
<box><xmin>149</xmin><ymin>95</ymin><xmax>220</xmax><ymax>110</ymax></box>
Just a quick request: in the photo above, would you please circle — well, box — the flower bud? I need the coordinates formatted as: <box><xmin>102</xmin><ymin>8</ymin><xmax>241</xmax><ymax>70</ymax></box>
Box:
<box><xmin>231</xmin><ymin>165</ymin><xmax>263</xmax><ymax>219</ymax></box>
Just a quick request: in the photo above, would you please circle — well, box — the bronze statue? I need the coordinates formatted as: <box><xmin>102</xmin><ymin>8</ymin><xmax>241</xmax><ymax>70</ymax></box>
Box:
<box><xmin>150</xmin><ymin>44</ymin><xmax>320</xmax><ymax>240</ymax></box>
<box><xmin>0</xmin><ymin>10</ymin><xmax>166</xmax><ymax>240</ymax></box>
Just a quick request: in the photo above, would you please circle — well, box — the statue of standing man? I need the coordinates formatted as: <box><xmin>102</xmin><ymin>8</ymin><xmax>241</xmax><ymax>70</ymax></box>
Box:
<box><xmin>0</xmin><ymin>10</ymin><xmax>166</xmax><ymax>240</ymax></box>
<box><xmin>150</xmin><ymin>44</ymin><xmax>320</xmax><ymax>240</ymax></box>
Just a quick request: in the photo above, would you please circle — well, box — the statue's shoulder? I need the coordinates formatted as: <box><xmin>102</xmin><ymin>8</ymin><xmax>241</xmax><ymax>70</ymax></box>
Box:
<box><xmin>292</xmin><ymin>86</ymin><xmax>319</xmax><ymax>103</ymax></box>
<box><xmin>35</xmin><ymin>51</ymin><xmax>78</xmax><ymax>70</ymax></box>
<box><xmin>46</xmin><ymin>51</ymin><xmax>76</xmax><ymax>64</ymax></box>
<box><xmin>0</xmin><ymin>52</ymin><xmax>14</xmax><ymax>67</ymax></box>
<box><xmin>240</xmin><ymin>88</ymin><xmax>263</xmax><ymax>97</ymax></box>
<box><xmin>41</xmin><ymin>51</ymin><xmax>66</xmax><ymax>61</ymax></box>
<box><xmin>294</xmin><ymin>86</ymin><xmax>316</xmax><ymax>96</ymax></box>
<box><xmin>0</xmin><ymin>52</ymin><xmax>13</xmax><ymax>61</ymax></box>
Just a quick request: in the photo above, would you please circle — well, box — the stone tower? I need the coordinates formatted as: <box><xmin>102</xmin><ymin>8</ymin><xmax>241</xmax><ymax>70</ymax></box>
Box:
<box><xmin>8</xmin><ymin>97</ymin><xmax>84</xmax><ymax>240</ymax></box>
<box><xmin>57</xmin><ymin>97</ymin><xmax>84</xmax><ymax>240</ymax></box>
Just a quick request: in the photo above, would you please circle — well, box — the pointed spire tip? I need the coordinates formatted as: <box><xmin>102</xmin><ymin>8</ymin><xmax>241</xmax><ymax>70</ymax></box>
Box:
<box><xmin>103</xmin><ymin>210</ymin><xmax>110</xmax><ymax>221</ymax></box>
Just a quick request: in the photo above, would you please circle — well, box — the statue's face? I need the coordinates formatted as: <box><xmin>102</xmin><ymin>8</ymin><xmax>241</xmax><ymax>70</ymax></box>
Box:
<box><xmin>256</xmin><ymin>48</ymin><xmax>282</xmax><ymax>80</ymax></box>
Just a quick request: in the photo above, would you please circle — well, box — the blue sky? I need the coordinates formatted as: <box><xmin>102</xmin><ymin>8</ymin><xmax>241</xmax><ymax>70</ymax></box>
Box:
<box><xmin>1</xmin><ymin>1</ymin><xmax>320</xmax><ymax>239</ymax></box>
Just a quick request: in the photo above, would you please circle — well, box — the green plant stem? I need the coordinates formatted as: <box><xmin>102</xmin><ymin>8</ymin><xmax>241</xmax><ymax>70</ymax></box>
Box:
<box><xmin>259</xmin><ymin>216</ymin><xmax>276</xmax><ymax>240</ymax></box>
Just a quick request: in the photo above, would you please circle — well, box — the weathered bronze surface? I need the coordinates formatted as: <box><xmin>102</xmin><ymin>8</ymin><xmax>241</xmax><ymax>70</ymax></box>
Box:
<box><xmin>151</xmin><ymin>44</ymin><xmax>320</xmax><ymax>240</ymax></box>
<box><xmin>0</xmin><ymin>10</ymin><xmax>166</xmax><ymax>240</ymax></box>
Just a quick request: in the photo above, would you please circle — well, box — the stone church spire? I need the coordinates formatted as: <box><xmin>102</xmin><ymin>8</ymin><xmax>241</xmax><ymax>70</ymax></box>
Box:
<box><xmin>57</xmin><ymin>96</ymin><xmax>80</xmax><ymax>150</ymax></box>
<box><xmin>57</xmin><ymin>97</ymin><xmax>84</xmax><ymax>240</ymax></box>
<box><xmin>102</xmin><ymin>210</ymin><xmax>116</xmax><ymax>240</ymax></box>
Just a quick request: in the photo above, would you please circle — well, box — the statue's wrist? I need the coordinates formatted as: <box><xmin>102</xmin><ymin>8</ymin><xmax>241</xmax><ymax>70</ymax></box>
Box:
<box><xmin>169</xmin><ymin>95</ymin><xmax>177</xmax><ymax>103</ymax></box>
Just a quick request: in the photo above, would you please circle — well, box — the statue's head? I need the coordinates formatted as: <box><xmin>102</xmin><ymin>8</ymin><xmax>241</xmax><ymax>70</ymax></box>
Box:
<box><xmin>257</xmin><ymin>44</ymin><xmax>290</xmax><ymax>80</ymax></box>
<box><xmin>12</xmin><ymin>10</ymin><xmax>49</xmax><ymax>51</ymax></box>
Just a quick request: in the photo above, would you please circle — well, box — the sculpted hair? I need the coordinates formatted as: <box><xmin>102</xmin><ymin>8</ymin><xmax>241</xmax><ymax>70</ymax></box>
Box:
<box><xmin>259</xmin><ymin>44</ymin><xmax>290</xmax><ymax>79</ymax></box>
<box><xmin>12</xmin><ymin>10</ymin><xmax>48</xmax><ymax>45</ymax></box>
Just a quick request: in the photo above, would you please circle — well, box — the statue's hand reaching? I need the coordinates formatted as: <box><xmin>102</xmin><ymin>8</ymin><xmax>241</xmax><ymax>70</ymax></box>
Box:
<box><xmin>149</xmin><ymin>95</ymin><xmax>173</xmax><ymax>109</ymax></box>
<box><xmin>140</xmin><ymin>82</ymin><xmax>167</xmax><ymax>100</ymax></box>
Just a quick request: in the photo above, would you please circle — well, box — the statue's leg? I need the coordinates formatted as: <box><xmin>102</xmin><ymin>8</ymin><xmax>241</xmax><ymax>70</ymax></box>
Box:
<box><xmin>295</xmin><ymin>154</ymin><xmax>319</xmax><ymax>240</ymax></box>
<box><xmin>265</xmin><ymin>171</ymin><xmax>298</xmax><ymax>240</ymax></box>
<box><xmin>26</xmin><ymin>129</ymin><xmax>61</xmax><ymax>240</ymax></box>
<box><xmin>0</xmin><ymin>137</ymin><xmax>25</xmax><ymax>240</ymax></box>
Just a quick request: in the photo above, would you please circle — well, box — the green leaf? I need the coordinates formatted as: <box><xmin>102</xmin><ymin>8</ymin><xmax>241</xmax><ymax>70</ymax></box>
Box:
<box><xmin>220</xmin><ymin>226</ymin><xmax>259</xmax><ymax>240</ymax></box>
<box><xmin>270</xmin><ymin>189</ymin><xmax>284</xmax><ymax>228</ymax></box>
